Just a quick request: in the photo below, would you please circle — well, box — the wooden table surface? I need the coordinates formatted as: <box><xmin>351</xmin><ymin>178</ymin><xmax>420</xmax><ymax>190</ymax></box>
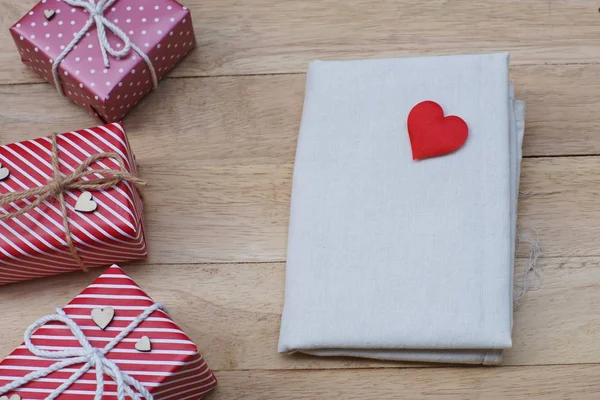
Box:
<box><xmin>1</xmin><ymin>0</ymin><xmax>600</xmax><ymax>398</ymax></box>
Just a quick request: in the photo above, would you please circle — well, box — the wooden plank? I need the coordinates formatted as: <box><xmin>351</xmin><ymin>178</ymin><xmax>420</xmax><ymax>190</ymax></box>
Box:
<box><xmin>2</xmin><ymin>95</ymin><xmax>600</xmax><ymax>262</ymax></box>
<box><xmin>1</xmin><ymin>79</ymin><xmax>600</xmax><ymax>261</ymax></box>
<box><xmin>1</xmin><ymin>257</ymin><xmax>599</xmax><ymax>369</ymax></box>
<box><xmin>516</xmin><ymin>157</ymin><xmax>600</xmax><ymax>259</ymax></box>
<box><xmin>1</xmin><ymin>65</ymin><xmax>600</xmax><ymax>158</ymax></box>
<box><xmin>211</xmin><ymin>365</ymin><xmax>600</xmax><ymax>399</ymax></box>
<box><xmin>512</xmin><ymin>64</ymin><xmax>600</xmax><ymax>157</ymax></box>
<box><xmin>2</xmin><ymin>0</ymin><xmax>600</xmax><ymax>84</ymax></box>
<box><xmin>126</xmin><ymin>155</ymin><xmax>599</xmax><ymax>263</ymax></box>
<box><xmin>0</xmin><ymin>75</ymin><xmax>304</xmax><ymax>161</ymax></box>
<box><xmin>144</xmin><ymin>154</ymin><xmax>600</xmax><ymax>262</ymax></box>
<box><xmin>143</xmin><ymin>161</ymin><xmax>291</xmax><ymax>263</ymax></box>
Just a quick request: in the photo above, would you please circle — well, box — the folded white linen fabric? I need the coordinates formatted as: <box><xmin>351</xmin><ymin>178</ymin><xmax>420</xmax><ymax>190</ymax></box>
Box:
<box><xmin>278</xmin><ymin>53</ymin><xmax>525</xmax><ymax>365</ymax></box>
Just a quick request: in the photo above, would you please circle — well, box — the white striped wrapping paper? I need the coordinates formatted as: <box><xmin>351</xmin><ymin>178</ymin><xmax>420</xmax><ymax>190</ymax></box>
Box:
<box><xmin>0</xmin><ymin>122</ymin><xmax>147</xmax><ymax>285</ymax></box>
<box><xmin>0</xmin><ymin>264</ymin><xmax>218</xmax><ymax>399</ymax></box>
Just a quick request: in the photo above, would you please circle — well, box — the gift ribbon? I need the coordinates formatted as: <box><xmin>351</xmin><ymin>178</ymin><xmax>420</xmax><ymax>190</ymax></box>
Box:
<box><xmin>0</xmin><ymin>303</ymin><xmax>164</xmax><ymax>400</ymax></box>
<box><xmin>51</xmin><ymin>0</ymin><xmax>159</xmax><ymax>97</ymax></box>
<box><xmin>0</xmin><ymin>133</ymin><xmax>145</xmax><ymax>271</ymax></box>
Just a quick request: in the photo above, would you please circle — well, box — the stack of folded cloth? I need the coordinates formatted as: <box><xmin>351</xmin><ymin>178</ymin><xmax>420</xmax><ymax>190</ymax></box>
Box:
<box><xmin>279</xmin><ymin>53</ymin><xmax>525</xmax><ymax>365</ymax></box>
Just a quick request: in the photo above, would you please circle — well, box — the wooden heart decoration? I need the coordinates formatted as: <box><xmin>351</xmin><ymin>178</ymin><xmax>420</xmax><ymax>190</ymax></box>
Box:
<box><xmin>0</xmin><ymin>163</ymin><xmax>9</xmax><ymax>181</ymax></box>
<box><xmin>44</xmin><ymin>10</ymin><xmax>56</xmax><ymax>21</ymax></box>
<box><xmin>75</xmin><ymin>191</ymin><xmax>98</xmax><ymax>213</ymax></box>
<box><xmin>407</xmin><ymin>101</ymin><xmax>468</xmax><ymax>160</ymax></box>
<box><xmin>44</xmin><ymin>9</ymin><xmax>56</xmax><ymax>20</ymax></box>
<box><xmin>91</xmin><ymin>307</ymin><xmax>115</xmax><ymax>330</ymax></box>
<box><xmin>135</xmin><ymin>335</ymin><xmax>152</xmax><ymax>352</ymax></box>
<box><xmin>0</xmin><ymin>395</ymin><xmax>21</xmax><ymax>400</ymax></box>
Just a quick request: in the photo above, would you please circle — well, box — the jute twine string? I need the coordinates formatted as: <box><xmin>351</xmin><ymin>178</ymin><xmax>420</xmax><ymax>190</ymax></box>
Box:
<box><xmin>0</xmin><ymin>134</ymin><xmax>145</xmax><ymax>271</ymax></box>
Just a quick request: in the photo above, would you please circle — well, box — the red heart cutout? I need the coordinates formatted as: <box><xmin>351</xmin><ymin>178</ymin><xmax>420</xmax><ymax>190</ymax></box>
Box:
<box><xmin>407</xmin><ymin>101</ymin><xmax>468</xmax><ymax>160</ymax></box>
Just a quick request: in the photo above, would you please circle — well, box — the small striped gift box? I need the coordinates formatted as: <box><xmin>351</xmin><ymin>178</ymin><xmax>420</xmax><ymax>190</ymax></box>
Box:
<box><xmin>0</xmin><ymin>264</ymin><xmax>217</xmax><ymax>399</ymax></box>
<box><xmin>0</xmin><ymin>122</ymin><xmax>147</xmax><ymax>285</ymax></box>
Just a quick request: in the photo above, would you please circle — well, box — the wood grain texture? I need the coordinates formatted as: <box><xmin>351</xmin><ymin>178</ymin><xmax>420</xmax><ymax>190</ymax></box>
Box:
<box><xmin>2</xmin><ymin>65</ymin><xmax>600</xmax><ymax>158</ymax></box>
<box><xmin>0</xmin><ymin>0</ymin><xmax>598</xmax><ymax>397</ymax></box>
<box><xmin>211</xmin><ymin>366</ymin><xmax>600</xmax><ymax>399</ymax></box>
<box><xmin>136</xmin><ymin>156</ymin><xmax>600</xmax><ymax>263</ymax></box>
<box><xmin>2</xmin><ymin>0</ymin><xmax>600</xmax><ymax>84</ymax></box>
<box><xmin>1</xmin><ymin>78</ymin><xmax>600</xmax><ymax>261</ymax></box>
<box><xmin>0</xmin><ymin>257</ymin><xmax>599</xmax><ymax>370</ymax></box>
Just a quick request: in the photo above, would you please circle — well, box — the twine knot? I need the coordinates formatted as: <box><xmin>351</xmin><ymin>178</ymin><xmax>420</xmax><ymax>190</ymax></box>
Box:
<box><xmin>0</xmin><ymin>303</ymin><xmax>164</xmax><ymax>400</ymax></box>
<box><xmin>0</xmin><ymin>133</ymin><xmax>145</xmax><ymax>272</ymax></box>
<box><xmin>47</xmin><ymin>176</ymin><xmax>65</xmax><ymax>198</ymax></box>
<box><xmin>52</xmin><ymin>0</ymin><xmax>158</xmax><ymax>96</ymax></box>
<box><xmin>87</xmin><ymin>347</ymin><xmax>103</xmax><ymax>363</ymax></box>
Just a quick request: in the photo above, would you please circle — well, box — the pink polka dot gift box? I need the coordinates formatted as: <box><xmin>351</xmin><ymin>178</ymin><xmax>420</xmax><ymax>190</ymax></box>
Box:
<box><xmin>9</xmin><ymin>0</ymin><xmax>196</xmax><ymax>123</ymax></box>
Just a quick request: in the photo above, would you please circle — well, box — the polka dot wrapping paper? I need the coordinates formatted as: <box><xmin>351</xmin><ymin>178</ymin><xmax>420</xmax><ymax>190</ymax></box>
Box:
<box><xmin>9</xmin><ymin>0</ymin><xmax>196</xmax><ymax>122</ymax></box>
<box><xmin>0</xmin><ymin>122</ymin><xmax>147</xmax><ymax>285</ymax></box>
<box><xmin>0</xmin><ymin>264</ymin><xmax>218</xmax><ymax>399</ymax></box>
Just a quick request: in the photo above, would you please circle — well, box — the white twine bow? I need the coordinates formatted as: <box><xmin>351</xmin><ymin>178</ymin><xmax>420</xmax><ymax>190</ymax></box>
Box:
<box><xmin>0</xmin><ymin>303</ymin><xmax>164</xmax><ymax>400</ymax></box>
<box><xmin>52</xmin><ymin>0</ymin><xmax>158</xmax><ymax>96</ymax></box>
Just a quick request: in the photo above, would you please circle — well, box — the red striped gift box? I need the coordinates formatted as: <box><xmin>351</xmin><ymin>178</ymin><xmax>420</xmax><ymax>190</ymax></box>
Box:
<box><xmin>0</xmin><ymin>264</ymin><xmax>217</xmax><ymax>399</ymax></box>
<box><xmin>0</xmin><ymin>122</ymin><xmax>147</xmax><ymax>285</ymax></box>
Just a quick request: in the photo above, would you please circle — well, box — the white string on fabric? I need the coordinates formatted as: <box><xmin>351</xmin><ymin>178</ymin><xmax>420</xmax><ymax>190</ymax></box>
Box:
<box><xmin>514</xmin><ymin>227</ymin><xmax>542</xmax><ymax>302</ymax></box>
<box><xmin>51</xmin><ymin>0</ymin><xmax>158</xmax><ymax>96</ymax></box>
<box><xmin>0</xmin><ymin>303</ymin><xmax>165</xmax><ymax>400</ymax></box>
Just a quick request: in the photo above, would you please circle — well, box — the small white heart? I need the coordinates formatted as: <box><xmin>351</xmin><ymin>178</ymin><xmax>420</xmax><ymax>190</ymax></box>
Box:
<box><xmin>91</xmin><ymin>307</ymin><xmax>114</xmax><ymax>330</ymax></box>
<box><xmin>0</xmin><ymin>164</ymin><xmax>9</xmax><ymax>181</ymax></box>
<box><xmin>44</xmin><ymin>9</ymin><xmax>56</xmax><ymax>20</ymax></box>
<box><xmin>0</xmin><ymin>395</ymin><xmax>21</xmax><ymax>400</ymax></box>
<box><xmin>75</xmin><ymin>191</ymin><xmax>98</xmax><ymax>213</ymax></box>
<box><xmin>135</xmin><ymin>335</ymin><xmax>152</xmax><ymax>352</ymax></box>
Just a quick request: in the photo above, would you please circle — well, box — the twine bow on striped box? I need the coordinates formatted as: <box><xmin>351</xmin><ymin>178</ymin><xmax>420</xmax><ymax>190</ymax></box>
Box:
<box><xmin>0</xmin><ymin>264</ymin><xmax>218</xmax><ymax>400</ymax></box>
<box><xmin>0</xmin><ymin>122</ymin><xmax>147</xmax><ymax>285</ymax></box>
